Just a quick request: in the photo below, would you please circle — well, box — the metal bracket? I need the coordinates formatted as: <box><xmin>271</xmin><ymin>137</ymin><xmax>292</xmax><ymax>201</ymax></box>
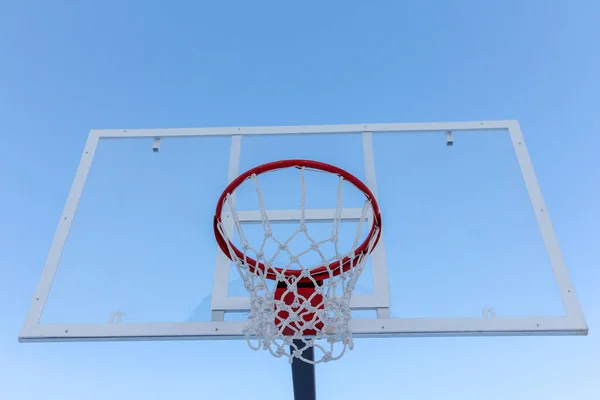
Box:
<box><xmin>481</xmin><ymin>307</ymin><xmax>496</xmax><ymax>318</ymax></box>
<box><xmin>445</xmin><ymin>131</ymin><xmax>453</xmax><ymax>146</ymax></box>
<box><xmin>108</xmin><ymin>312</ymin><xmax>123</xmax><ymax>323</ymax></box>
<box><xmin>152</xmin><ymin>138</ymin><xmax>161</xmax><ymax>153</ymax></box>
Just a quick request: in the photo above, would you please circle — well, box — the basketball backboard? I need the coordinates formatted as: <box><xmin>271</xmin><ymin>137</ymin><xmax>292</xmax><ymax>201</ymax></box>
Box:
<box><xmin>20</xmin><ymin>121</ymin><xmax>587</xmax><ymax>347</ymax></box>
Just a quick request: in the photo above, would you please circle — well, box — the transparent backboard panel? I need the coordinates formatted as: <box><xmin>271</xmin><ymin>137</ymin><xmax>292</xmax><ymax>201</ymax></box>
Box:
<box><xmin>373</xmin><ymin>130</ymin><xmax>564</xmax><ymax>319</ymax></box>
<box><xmin>41</xmin><ymin>129</ymin><xmax>565</xmax><ymax>326</ymax></box>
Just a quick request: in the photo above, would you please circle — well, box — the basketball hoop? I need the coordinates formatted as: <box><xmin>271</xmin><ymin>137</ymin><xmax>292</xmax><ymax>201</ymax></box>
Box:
<box><xmin>214</xmin><ymin>160</ymin><xmax>382</xmax><ymax>364</ymax></box>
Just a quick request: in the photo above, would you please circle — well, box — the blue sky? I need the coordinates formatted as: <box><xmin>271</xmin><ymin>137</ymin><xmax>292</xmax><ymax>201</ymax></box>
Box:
<box><xmin>1</xmin><ymin>1</ymin><xmax>599</xmax><ymax>399</ymax></box>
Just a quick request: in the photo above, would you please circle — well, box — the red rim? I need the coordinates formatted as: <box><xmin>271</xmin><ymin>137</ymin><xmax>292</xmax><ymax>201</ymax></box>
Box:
<box><xmin>213</xmin><ymin>160</ymin><xmax>382</xmax><ymax>282</ymax></box>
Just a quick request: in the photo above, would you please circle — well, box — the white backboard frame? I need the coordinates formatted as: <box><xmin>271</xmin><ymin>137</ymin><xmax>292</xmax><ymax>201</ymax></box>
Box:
<box><xmin>19</xmin><ymin>120</ymin><xmax>588</xmax><ymax>342</ymax></box>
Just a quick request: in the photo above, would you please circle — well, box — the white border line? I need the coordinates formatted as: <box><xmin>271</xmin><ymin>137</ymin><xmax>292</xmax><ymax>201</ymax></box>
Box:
<box><xmin>210</xmin><ymin>135</ymin><xmax>242</xmax><ymax>321</ymax></box>
<box><xmin>93</xmin><ymin>120</ymin><xmax>510</xmax><ymax>138</ymax></box>
<box><xmin>20</xmin><ymin>132</ymin><xmax>100</xmax><ymax>335</ymax></box>
<box><xmin>362</xmin><ymin>132</ymin><xmax>391</xmax><ymax>314</ymax></box>
<box><xmin>507</xmin><ymin>121</ymin><xmax>586</xmax><ymax>326</ymax></box>
<box><xmin>19</xmin><ymin>316</ymin><xmax>585</xmax><ymax>343</ymax></box>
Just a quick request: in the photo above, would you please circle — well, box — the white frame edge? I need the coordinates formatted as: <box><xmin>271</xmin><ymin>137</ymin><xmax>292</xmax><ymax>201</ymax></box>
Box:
<box><xmin>507</xmin><ymin>121</ymin><xmax>586</xmax><ymax>326</ymax></box>
<box><xmin>19</xmin><ymin>120</ymin><xmax>588</xmax><ymax>342</ymax></box>
<box><xmin>21</xmin><ymin>131</ymin><xmax>101</xmax><ymax>336</ymax></box>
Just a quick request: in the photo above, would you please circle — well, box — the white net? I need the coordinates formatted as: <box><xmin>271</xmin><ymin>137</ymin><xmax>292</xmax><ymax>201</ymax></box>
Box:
<box><xmin>215</xmin><ymin>166</ymin><xmax>380</xmax><ymax>364</ymax></box>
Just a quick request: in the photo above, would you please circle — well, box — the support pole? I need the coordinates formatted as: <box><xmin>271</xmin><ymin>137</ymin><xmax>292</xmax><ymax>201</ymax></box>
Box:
<box><xmin>290</xmin><ymin>340</ymin><xmax>316</xmax><ymax>400</ymax></box>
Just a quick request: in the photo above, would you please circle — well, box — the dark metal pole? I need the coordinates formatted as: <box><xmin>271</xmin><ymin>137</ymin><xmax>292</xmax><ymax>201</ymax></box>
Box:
<box><xmin>290</xmin><ymin>340</ymin><xmax>316</xmax><ymax>400</ymax></box>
